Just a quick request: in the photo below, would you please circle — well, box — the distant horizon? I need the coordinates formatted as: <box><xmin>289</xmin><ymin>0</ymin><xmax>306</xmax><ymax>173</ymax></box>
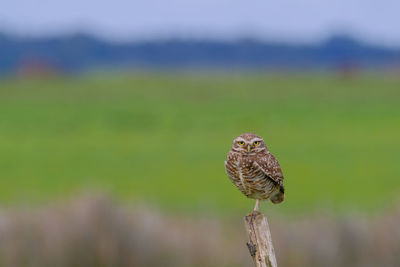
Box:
<box><xmin>1</xmin><ymin>30</ymin><xmax>400</xmax><ymax>75</ymax></box>
<box><xmin>2</xmin><ymin>30</ymin><xmax>400</xmax><ymax>50</ymax></box>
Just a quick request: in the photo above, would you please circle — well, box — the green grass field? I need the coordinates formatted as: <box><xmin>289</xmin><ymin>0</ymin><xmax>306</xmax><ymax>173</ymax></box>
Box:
<box><xmin>1</xmin><ymin>72</ymin><xmax>399</xmax><ymax>214</ymax></box>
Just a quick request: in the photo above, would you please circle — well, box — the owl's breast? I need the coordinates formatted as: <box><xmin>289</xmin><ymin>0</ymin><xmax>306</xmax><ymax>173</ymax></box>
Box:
<box><xmin>225</xmin><ymin>152</ymin><xmax>272</xmax><ymax>199</ymax></box>
<box><xmin>236</xmin><ymin>156</ymin><xmax>265</xmax><ymax>181</ymax></box>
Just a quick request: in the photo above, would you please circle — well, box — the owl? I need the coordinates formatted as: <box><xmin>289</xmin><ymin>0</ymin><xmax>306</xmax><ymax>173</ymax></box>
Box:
<box><xmin>224</xmin><ymin>133</ymin><xmax>285</xmax><ymax>211</ymax></box>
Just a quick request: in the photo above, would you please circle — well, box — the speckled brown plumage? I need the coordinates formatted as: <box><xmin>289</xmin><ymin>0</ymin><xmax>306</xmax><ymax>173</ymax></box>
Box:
<box><xmin>224</xmin><ymin>133</ymin><xmax>285</xmax><ymax>209</ymax></box>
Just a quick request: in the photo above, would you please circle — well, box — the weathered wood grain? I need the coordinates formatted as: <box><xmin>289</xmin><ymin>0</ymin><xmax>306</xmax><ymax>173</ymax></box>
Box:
<box><xmin>244</xmin><ymin>211</ymin><xmax>278</xmax><ymax>267</ymax></box>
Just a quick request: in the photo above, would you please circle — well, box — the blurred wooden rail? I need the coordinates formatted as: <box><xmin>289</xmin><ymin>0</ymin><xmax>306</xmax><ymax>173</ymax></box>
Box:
<box><xmin>244</xmin><ymin>211</ymin><xmax>278</xmax><ymax>267</ymax></box>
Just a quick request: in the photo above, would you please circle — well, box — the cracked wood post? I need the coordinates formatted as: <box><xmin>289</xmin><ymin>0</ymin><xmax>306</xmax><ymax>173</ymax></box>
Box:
<box><xmin>244</xmin><ymin>211</ymin><xmax>278</xmax><ymax>267</ymax></box>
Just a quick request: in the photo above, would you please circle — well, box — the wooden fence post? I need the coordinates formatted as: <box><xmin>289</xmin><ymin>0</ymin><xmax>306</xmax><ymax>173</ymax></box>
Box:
<box><xmin>244</xmin><ymin>211</ymin><xmax>278</xmax><ymax>267</ymax></box>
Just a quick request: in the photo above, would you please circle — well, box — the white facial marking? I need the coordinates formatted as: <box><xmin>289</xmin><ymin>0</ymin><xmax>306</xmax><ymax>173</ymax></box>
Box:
<box><xmin>250</xmin><ymin>138</ymin><xmax>263</xmax><ymax>143</ymax></box>
<box><xmin>235</xmin><ymin>137</ymin><xmax>246</xmax><ymax>142</ymax></box>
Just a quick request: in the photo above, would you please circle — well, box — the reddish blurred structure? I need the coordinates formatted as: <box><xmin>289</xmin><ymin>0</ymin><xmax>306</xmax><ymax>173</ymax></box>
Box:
<box><xmin>335</xmin><ymin>62</ymin><xmax>360</xmax><ymax>80</ymax></box>
<box><xmin>17</xmin><ymin>58</ymin><xmax>61</xmax><ymax>78</ymax></box>
<box><xmin>385</xmin><ymin>59</ymin><xmax>400</xmax><ymax>77</ymax></box>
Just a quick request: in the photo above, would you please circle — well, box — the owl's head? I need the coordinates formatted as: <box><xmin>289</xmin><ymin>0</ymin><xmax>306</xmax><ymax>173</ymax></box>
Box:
<box><xmin>231</xmin><ymin>133</ymin><xmax>267</xmax><ymax>154</ymax></box>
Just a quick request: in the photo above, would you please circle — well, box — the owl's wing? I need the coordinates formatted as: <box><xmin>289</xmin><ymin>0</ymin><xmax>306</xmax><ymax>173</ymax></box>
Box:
<box><xmin>253</xmin><ymin>153</ymin><xmax>284</xmax><ymax>191</ymax></box>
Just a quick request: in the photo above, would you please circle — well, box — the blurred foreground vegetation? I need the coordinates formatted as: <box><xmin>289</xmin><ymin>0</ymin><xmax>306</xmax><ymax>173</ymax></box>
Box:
<box><xmin>0</xmin><ymin>72</ymin><xmax>399</xmax><ymax>214</ymax></box>
<box><xmin>1</xmin><ymin>195</ymin><xmax>400</xmax><ymax>267</ymax></box>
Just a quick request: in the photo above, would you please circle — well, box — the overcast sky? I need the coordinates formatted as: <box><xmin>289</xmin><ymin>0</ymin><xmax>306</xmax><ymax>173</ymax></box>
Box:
<box><xmin>1</xmin><ymin>0</ymin><xmax>399</xmax><ymax>46</ymax></box>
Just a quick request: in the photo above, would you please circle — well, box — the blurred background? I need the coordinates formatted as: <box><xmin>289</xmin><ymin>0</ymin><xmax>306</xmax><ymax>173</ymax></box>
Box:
<box><xmin>1</xmin><ymin>0</ymin><xmax>400</xmax><ymax>266</ymax></box>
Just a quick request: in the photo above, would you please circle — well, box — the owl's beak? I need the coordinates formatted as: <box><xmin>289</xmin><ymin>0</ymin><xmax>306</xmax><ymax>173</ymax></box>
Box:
<box><xmin>247</xmin><ymin>144</ymin><xmax>251</xmax><ymax>152</ymax></box>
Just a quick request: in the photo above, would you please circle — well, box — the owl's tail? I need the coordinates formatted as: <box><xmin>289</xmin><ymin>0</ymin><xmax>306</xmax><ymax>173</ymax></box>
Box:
<box><xmin>270</xmin><ymin>182</ymin><xmax>285</xmax><ymax>204</ymax></box>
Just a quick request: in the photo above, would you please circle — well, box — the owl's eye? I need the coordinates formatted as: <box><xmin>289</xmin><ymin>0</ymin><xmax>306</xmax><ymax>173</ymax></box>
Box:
<box><xmin>253</xmin><ymin>141</ymin><xmax>260</xmax><ymax>145</ymax></box>
<box><xmin>238</xmin><ymin>141</ymin><xmax>245</xmax><ymax>146</ymax></box>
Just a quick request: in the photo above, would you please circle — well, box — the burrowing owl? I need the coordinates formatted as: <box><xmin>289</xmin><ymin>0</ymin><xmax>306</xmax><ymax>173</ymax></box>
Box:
<box><xmin>225</xmin><ymin>133</ymin><xmax>285</xmax><ymax>211</ymax></box>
